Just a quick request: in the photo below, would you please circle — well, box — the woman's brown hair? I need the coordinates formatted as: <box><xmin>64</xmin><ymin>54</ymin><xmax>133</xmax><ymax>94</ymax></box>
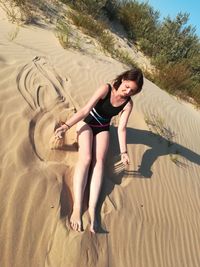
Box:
<box><xmin>113</xmin><ymin>68</ymin><xmax>144</xmax><ymax>94</ymax></box>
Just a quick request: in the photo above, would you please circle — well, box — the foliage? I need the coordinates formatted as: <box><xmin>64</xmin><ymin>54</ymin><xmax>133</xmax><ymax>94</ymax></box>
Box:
<box><xmin>56</xmin><ymin>20</ymin><xmax>71</xmax><ymax>48</ymax></box>
<box><xmin>153</xmin><ymin>61</ymin><xmax>191</xmax><ymax>93</ymax></box>
<box><xmin>153</xmin><ymin>13</ymin><xmax>199</xmax><ymax>62</ymax></box>
<box><xmin>117</xmin><ymin>0</ymin><xmax>160</xmax><ymax>41</ymax></box>
<box><xmin>190</xmin><ymin>84</ymin><xmax>200</xmax><ymax>106</ymax></box>
<box><xmin>145</xmin><ymin>114</ymin><xmax>176</xmax><ymax>146</ymax></box>
<box><xmin>67</xmin><ymin>8</ymin><xmax>137</xmax><ymax>67</ymax></box>
<box><xmin>0</xmin><ymin>0</ymin><xmax>36</xmax><ymax>23</ymax></box>
<box><xmin>60</xmin><ymin>0</ymin><xmax>107</xmax><ymax>18</ymax></box>
<box><xmin>99</xmin><ymin>31</ymin><xmax>116</xmax><ymax>53</ymax></box>
<box><xmin>68</xmin><ymin>10</ymin><xmax>106</xmax><ymax>38</ymax></box>
<box><xmin>103</xmin><ymin>0</ymin><xmax>120</xmax><ymax>20</ymax></box>
<box><xmin>113</xmin><ymin>49</ymin><xmax>138</xmax><ymax>68</ymax></box>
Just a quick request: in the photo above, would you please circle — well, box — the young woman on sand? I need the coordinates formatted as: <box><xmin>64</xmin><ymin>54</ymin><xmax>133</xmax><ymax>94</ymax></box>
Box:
<box><xmin>54</xmin><ymin>68</ymin><xmax>144</xmax><ymax>233</ymax></box>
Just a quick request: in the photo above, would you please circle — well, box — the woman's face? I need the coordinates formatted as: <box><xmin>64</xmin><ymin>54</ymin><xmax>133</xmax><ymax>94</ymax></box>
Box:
<box><xmin>118</xmin><ymin>80</ymin><xmax>138</xmax><ymax>97</ymax></box>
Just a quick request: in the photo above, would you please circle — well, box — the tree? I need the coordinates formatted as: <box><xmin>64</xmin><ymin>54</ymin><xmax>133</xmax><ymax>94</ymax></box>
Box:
<box><xmin>117</xmin><ymin>0</ymin><xmax>159</xmax><ymax>42</ymax></box>
<box><xmin>154</xmin><ymin>13</ymin><xmax>198</xmax><ymax>63</ymax></box>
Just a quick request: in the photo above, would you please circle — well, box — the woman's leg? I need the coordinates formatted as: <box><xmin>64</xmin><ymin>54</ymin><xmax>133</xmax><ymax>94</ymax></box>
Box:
<box><xmin>70</xmin><ymin>121</ymin><xmax>93</xmax><ymax>231</ymax></box>
<box><xmin>88</xmin><ymin>131</ymin><xmax>109</xmax><ymax>233</ymax></box>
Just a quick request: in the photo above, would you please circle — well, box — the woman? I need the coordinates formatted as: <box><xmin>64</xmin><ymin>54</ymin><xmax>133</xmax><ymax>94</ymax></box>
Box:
<box><xmin>55</xmin><ymin>68</ymin><xmax>144</xmax><ymax>233</ymax></box>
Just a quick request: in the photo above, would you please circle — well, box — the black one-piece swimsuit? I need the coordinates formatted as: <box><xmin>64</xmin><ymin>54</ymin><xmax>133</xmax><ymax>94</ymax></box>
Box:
<box><xmin>84</xmin><ymin>84</ymin><xmax>131</xmax><ymax>136</ymax></box>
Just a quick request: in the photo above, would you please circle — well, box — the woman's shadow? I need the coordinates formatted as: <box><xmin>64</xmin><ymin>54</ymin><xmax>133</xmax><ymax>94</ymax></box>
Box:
<box><xmin>60</xmin><ymin>126</ymin><xmax>200</xmax><ymax>233</ymax></box>
<box><xmin>96</xmin><ymin>125</ymin><xmax>200</xmax><ymax>233</ymax></box>
<box><xmin>112</xmin><ymin>126</ymin><xmax>200</xmax><ymax>178</ymax></box>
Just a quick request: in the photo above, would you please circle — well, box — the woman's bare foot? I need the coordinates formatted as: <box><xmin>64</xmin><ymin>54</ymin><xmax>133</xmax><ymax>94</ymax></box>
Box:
<box><xmin>69</xmin><ymin>208</ymin><xmax>83</xmax><ymax>232</ymax></box>
<box><xmin>88</xmin><ymin>207</ymin><xmax>98</xmax><ymax>233</ymax></box>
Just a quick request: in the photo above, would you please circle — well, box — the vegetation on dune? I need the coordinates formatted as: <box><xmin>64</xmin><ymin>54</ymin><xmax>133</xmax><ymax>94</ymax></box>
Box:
<box><xmin>66</xmin><ymin>8</ymin><xmax>138</xmax><ymax>67</ymax></box>
<box><xmin>112</xmin><ymin>1</ymin><xmax>200</xmax><ymax>106</ymax></box>
<box><xmin>0</xmin><ymin>0</ymin><xmax>33</xmax><ymax>23</ymax></box>
<box><xmin>59</xmin><ymin>0</ymin><xmax>200</xmax><ymax>106</ymax></box>
<box><xmin>2</xmin><ymin>0</ymin><xmax>200</xmax><ymax>106</ymax></box>
<box><xmin>144</xmin><ymin>114</ymin><xmax>176</xmax><ymax>147</ymax></box>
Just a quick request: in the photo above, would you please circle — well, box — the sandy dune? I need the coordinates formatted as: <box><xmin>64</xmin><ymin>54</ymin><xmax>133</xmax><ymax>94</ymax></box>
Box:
<box><xmin>1</xmin><ymin>5</ymin><xmax>200</xmax><ymax>267</ymax></box>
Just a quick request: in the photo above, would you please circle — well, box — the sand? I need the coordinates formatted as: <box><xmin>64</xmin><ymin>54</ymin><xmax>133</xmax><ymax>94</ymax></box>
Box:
<box><xmin>1</xmin><ymin>3</ymin><xmax>200</xmax><ymax>267</ymax></box>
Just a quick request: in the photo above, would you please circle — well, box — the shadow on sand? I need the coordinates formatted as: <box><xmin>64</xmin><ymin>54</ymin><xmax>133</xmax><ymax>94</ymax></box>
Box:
<box><xmin>96</xmin><ymin>125</ymin><xmax>200</xmax><ymax>233</ymax></box>
<box><xmin>108</xmin><ymin>126</ymin><xmax>200</xmax><ymax>178</ymax></box>
<box><xmin>60</xmin><ymin>125</ymin><xmax>200</xmax><ymax>233</ymax></box>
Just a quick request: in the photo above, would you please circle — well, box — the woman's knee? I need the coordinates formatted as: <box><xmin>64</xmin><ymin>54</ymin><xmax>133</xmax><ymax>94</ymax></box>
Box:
<box><xmin>92</xmin><ymin>157</ymin><xmax>105</xmax><ymax>167</ymax></box>
<box><xmin>79</xmin><ymin>153</ymin><xmax>92</xmax><ymax>167</ymax></box>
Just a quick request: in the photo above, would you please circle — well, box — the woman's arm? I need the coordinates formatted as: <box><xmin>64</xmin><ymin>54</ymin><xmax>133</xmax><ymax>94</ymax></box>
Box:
<box><xmin>118</xmin><ymin>99</ymin><xmax>133</xmax><ymax>164</ymax></box>
<box><xmin>55</xmin><ymin>84</ymin><xmax>109</xmax><ymax>138</ymax></box>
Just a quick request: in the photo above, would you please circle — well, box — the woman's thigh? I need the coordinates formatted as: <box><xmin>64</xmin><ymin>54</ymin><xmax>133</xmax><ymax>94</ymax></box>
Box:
<box><xmin>93</xmin><ymin>131</ymin><xmax>110</xmax><ymax>162</ymax></box>
<box><xmin>76</xmin><ymin>121</ymin><xmax>93</xmax><ymax>160</ymax></box>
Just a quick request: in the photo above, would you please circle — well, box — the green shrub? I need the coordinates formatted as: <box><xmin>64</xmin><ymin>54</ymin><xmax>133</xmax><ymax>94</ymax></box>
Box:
<box><xmin>99</xmin><ymin>31</ymin><xmax>115</xmax><ymax>53</ymax></box>
<box><xmin>68</xmin><ymin>10</ymin><xmax>116</xmax><ymax>54</ymax></box>
<box><xmin>189</xmin><ymin>84</ymin><xmax>200</xmax><ymax>106</ymax></box>
<box><xmin>114</xmin><ymin>49</ymin><xmax>138</xmax><ymax>68</ymax></box>
<box><xmin>0</xmin><ymin>0</ymin><xmax>31</xmax><ymax>23</ymax></box>
<box><xmin>153</xmin><ymin>62</ymin><xmax>191</xmax><ymax>94</ymax></box>
<box><xmin>104</xmin><ymin>0</ymin><xmax>120</xmax><ymax>20</ymax></box>
<box><xmin>60</xmin><ymin>0</ymin><xmax>106</xmax><ymax>18</ymax></box>
<box><xmin>56</xmin><ymin>20</ymin><xmax>71</xmax><ymax>48</ymax></box>
<box><xmin>68</xmin><ymin>10</ymin><xmax>105</xmax><ymax>37</ymax></box>
<box><xmin>117</xmin><ymin>0</ymin><xmax>159</xmax><ymax>42</ymax></box>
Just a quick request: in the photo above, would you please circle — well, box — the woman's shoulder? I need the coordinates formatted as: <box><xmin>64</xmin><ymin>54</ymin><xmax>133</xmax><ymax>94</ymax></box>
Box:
<box><xmin>106</xmin><ymin>83</ymin><xmax>112</xmax><ymax>91</ymax></box>
<box><xmin>124</xmin><ymin>98</ymin><xmax>133</xmax><ymax>110</ymax></box>
<box><xmin>97</xmin><ymin>83</ymin><xmax>110</xmax><ymax>99</ymax></box>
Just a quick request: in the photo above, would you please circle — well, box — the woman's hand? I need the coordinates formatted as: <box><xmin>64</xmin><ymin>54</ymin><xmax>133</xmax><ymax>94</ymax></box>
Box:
<box><xmin>54</xmin><ymin>124</ymin><xmax>68</xmax><ymax>140</ymax></box>
<box><xmin>121</xmin><ymin>152</ymin><xmax>130</xmax><ymax>165</ymax></box>
<box><xmin>50</xmin><ymin>123</ymin><xmax>69</xmax><ymax>150</ymax></box>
